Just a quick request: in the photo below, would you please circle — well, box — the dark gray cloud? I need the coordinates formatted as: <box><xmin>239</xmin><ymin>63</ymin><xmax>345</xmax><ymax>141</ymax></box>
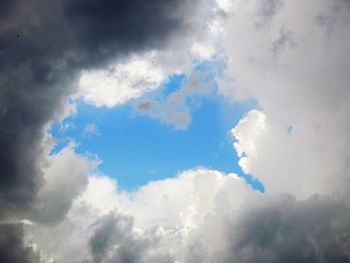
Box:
<box><xmin>0</xmin><ymin>223</ymin><xmax>40</xmax><ymax>263</ymax></box>
<box><xmin>89</xmin><ymin>214</ymin><xmax>171</xmax><ymax>263</ymax></box>
<box><xmin>0</xmin><ymin>0</ymin><xmax>196</xmax><ymax>219</ymax></box>
<box><xmin>0</xmin><ymin>1</ymin><xmax>198</xmax><ymax>259</ymax></box>
<box><xmin>28</xmin><ymin>147</ymin><xmax>90</xmax><ymax>225</ymax></box>
<box><xmin>63</xmin><ymin>0</ymin><xmax>183</xmax><ymax>66</ymax></box>
<box><xmin>0</xmin><ymin>0</ymin><xmax>19</xmax><ymax>18</ymax></box>
<box><xmin>219</xmin><ymin>194</ymin><xmax>350</xmax><ymax>263</ymax></box>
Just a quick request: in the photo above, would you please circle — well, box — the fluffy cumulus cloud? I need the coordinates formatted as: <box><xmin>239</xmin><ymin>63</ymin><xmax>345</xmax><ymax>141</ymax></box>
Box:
<box><xmin>22</xmin><ymin>168</ymin><xmax>350</xmax><ymax>262</ymax></box>
<box><xmin>1</xmin><ymin>0</ymin><xmax>350</xmax><ymax>262</ymax></box>
<box><xmin>24</xmin><ymin>169</ymin><xmax>257</xmax><ymax>262</ymax></box>
<box><xmin>74</xmin><ymin>0</ymin><xmax>223</xmax><ymax>129</ymax></box>
<box><xmin>231</xmin><ymin>110</ymin><xmax>266</xmax><ymax>174</ymax></box>
<box><xmin>219</xmin><ymin>0</ymin><xmax>350</xmax><ymax>198</ymax></box>
<box><xmin>0</xmin><ymin>0</ymin><xmax>200</xmax><ymax>259</ymax></box>
<box><xmin>78</xmin><ymin>53</ymin><xmax>166</xmax><ymax>108</ymax></box>
<box><xmin>0</xmin><ymin>0</ymin><xmax>200</xmax><ymax>218</ymax></box>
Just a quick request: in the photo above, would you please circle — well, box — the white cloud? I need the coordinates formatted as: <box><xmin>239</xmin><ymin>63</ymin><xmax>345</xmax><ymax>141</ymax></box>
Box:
<box><xmin>231</xmin><ymin>110</ymin><xmax>266</xmax><ymax>174</ymax></box>
<box><xmin>78</xmin><ymin>53</ymin><xmax>166</xmax><ymax>108</ymax></box>
<box><xmin>220</xmin><ymin>0</ymin><xmax>350</xmax><ymax>198</ymax></box>
<box><xmin>25</xmin><ymin>168</ymin><xmax>257</xmax><ymax>262</ymax></box>
<box><xmin>74</xmin><ymin>0</ymin><xmax>224</xmax><ymax>116</ymax></box>
<box><xmin>80</xmin><ymin>168</ymin><xmax>253</xmax><ymax>229</ymax></box>
<box><xmin>191</xmin><ymin>42</ymin><xmax>215</xmax><ymax>61</ymax></box>
<box><xmin>215</xmin><ymin>0</ymin><xmax>234</xmax><ymax>13</ymax></box>
<box><xmin>25</xmin><ymin>158</ymin><xmax>350</xmax><ymax>262</ymax></box>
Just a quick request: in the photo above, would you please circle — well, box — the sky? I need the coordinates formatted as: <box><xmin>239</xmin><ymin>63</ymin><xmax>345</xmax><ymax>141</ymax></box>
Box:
<box><xmin>49</xmin><ymin>86</ymin><xmax>262</xmax><ymax>191</ymax></box>
<box><xmin>1</xmin><ymin>0</ymin><xmax>350</xmax><ymax>262</ymax></box>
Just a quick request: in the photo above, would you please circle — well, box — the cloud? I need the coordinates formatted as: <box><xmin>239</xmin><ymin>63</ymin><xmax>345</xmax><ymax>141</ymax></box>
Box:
<box><xmin>2</xmin><ymin>0</ymin><xmax>350</xmax><ymax>262</ymax></box>
<box><xmin>270</xmin><ymin>28</ymin><xmax>295</xmax><ymax>56</ymax></box>
<box><xmin>89</xmin><ymin>214</ymin><xmax>173</xmax><ymax>263</ymax></box>
<box><xmin>78</xmin><ymin>53</ymin><xmax>166</xmax><ymax>108</ymax></box>
<box><xmin>24</xmin><ymin>168</ymin><xmax>256</xmax><ymax>262</ymax></box>
<box><xmin>191</xmin><ymin>42</ymin><xmax>216</xmax><ymax>60</ymax></box>
<box><xmin>83</xmin><ymin>123</ymin><xmax>100</xmax><ymax>137</ymax></box>
<box><xmin>218</xmin><ymin>194</ymin><xmax>350</xmax><ymax>263</ymax></box>
<box><xmin>134</xmin><ymin>69</ymin><xmax>217</xmax><ymax>130</ymax></box>
<box><xmin>80</xmin><ymin>169</ymin><xmax>253</xmax><ymax>229</ymax></box>
<box><xmin>0</xmin><ymin>0</ymin><xmax>199</xmax><ymax>217</ymax></box>
<box><xmin>255</xmin><ymin>0</ymin><xmax>284</xmax><ymax>27</ymax></box>
<box><xmin>29</xmin><ymin>144</ymin><xmax>97</xmax><ymax>225</ymax></box>
<box><xmin>73</xmin><ymin>0</ymin><xmax>224</xmax><ymax>111</ymax></box>
<box><xmin>0</xmin><ymin>223</ymin><xmax>40</xmax><ymax>263</ymax></box>
<box><xmin>1</xmin><ymin>0</ymin><xmax>204</xmax><ymax>254</ymax></box>
<box><xmin>73</xmin><ymin>0</ymin><xmax>225</xmax><ymax>129</ymax></box>
<box><xmin>220</xmin><ymin>0</ymin><xmax>350</xmax><ymax>197</ymax></box>
<box><xmin>23</xmin><ymin>166</ymin><xmax>350</xmax><ymax>262</ymax></box>
<box><xmin>231</xmin><ymin>110</ymin><xmax>266</xmax><ymax>174</ymax></box>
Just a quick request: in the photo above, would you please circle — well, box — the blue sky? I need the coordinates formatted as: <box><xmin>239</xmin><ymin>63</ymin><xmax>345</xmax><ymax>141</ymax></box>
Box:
<box><xmin>50</xmin><ymin>99</ymin><xmax>264</xmax><ymax>192</ymax></box>
<box><xmin>50</xmin><ymin>71</ymin><xmax>264</xmax><ymax>192</ymax></box>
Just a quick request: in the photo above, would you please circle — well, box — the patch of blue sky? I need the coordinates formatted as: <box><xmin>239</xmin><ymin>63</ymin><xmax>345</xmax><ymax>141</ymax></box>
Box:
<box><xmin>50</xmin><ymin>95</ymin><xmax>264</xmax><ymax>192</ymax></box>
<box><xmin>49</xmin><ymin>60</ymin><xmax>265</xmax><ymax>192</ymax></box>
<box><xmin>159</xmin><ymin>74</ymin><xmax>186</xmax><ymax>98</ymax></box>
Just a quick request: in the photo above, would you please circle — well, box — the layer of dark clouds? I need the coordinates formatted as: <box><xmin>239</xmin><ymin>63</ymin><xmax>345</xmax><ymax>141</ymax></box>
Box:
<box><xmin>76</xmin><ymin>194</ymin><xmax>350</xmax><ymax>263</ymax></box>
<box><xmin>64</xmin><ymin>0</ymin><xmax>182</xmax><ymax>66</ymax></box>
<box><xmin>0</xmin><ymin>0</ymin><xmax>196</xmax><ymax>218</ymax></box>
<box><xmin>89</xmin><ymin>214</ymin><xmax>171</xmax><ymax>263</ymax></box>
<box><xmin>219</xmin><ymin>194</ymin><xmax>350</xmax><ymax>263</ymax></box>
<box><xmin>0</xmin><ymin>0</ymin><xmax>197</xmax><ymax>260</ymax></box>
<box><xmin>0</xmin><ymin>223</ymin><xmax>39</xmax><ymax>263</ymax></box>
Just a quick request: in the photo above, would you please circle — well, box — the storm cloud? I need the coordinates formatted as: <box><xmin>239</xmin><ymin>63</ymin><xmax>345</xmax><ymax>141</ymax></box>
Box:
<box><xmin>0</xmin><ymin>0</ymin><xmax>198</xmax><ymax>260</ymax></box>
<box><xmin>219</xmin><ymin>194</ymin><xmax>350</xmax><ymax>263</ymax></box>
<box><xmin>0</xmin><ymin>0</ymin><xmax>196</xmax><ymax>218</ymax></box>
<box><xmin>0</xmin><ymin>223</ymin><xmax>39</xmax><ymax>263</ymax></box>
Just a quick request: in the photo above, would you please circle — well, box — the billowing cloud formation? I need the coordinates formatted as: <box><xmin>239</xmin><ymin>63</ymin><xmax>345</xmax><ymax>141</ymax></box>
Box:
<box><xmin>0</xmin><ymin>0</ymin><xmax>198</xmax><ymax>217</ymax></box>
<box><xmin>78</xmin><ymin>53</ymin><xmax>166</xmax><ymax>108</ymax></box>
<box><xmin>88</xmin><ymin>214</ymin><xmax>173</xmax><ymax>263</ymax></box>
<box><xmin>76</xmin><ymin>0</ymin><xmax>221</xmax><ymax>125</ymax></box>
<box><xmin>0</xmin><ymin>223</ymin><xmax>40</xmax><ymax>263</ymax></box>
<box><xmin>220</xmin><ymin>0</ymin><xmax>350</xmax><ymax>198</ymax></box>
<box><xmin>24</xmin><ymin>169</ymin><xmax>350</xmax><ymax>263</ymax></box>
<box><xmin>29</xmin><ymin>144</ymin><xmax>96</xmax><ymax>224</ymax></box>
<box><xmin>25</xmin><ymin>169</ymin><xmax>256</xmax><ymax>262</ymax></box>
<box><xmin>0</xmin><ymin>0</ymin><xmax>201</xmax><ymax>260</ymax></box>
<box><xmin>222</xmin><ymin>194</ymin><xmax>350</xmax><ymax>263</ymax></box>
<box><xmin>231</xmin><ymin>110</ymin><xmax>266</xmax><ymax>174</ymax></box>
<box><xmin>1</xmin><ymin>0</ymin><xmax>350</xmax><ymax>262</ymax></box>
